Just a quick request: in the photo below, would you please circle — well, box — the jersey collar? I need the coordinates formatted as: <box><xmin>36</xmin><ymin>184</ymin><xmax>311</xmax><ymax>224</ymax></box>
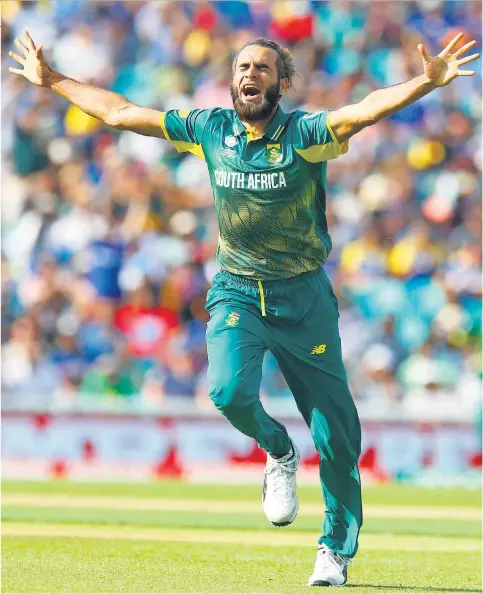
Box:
<box><xmin>233</xmin><ymin>106</ymin><xmax>289</xmax><ymax>141</ymax></box>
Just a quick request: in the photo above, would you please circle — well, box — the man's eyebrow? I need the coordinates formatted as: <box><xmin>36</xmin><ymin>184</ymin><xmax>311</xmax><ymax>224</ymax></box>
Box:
<box><xmin>238</xmin><ymin>61</ymin><xmax>271</xmax><ymax>69</ymax></box>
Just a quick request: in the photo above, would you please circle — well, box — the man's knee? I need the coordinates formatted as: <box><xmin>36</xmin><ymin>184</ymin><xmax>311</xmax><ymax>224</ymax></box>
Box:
<box><xmin>310</xmin><ymin>408</ymin><xmax>360</xmax><ymax>462</ymax></box>
<box><xmin>209</xmin><ymin>376</ymin><xmax>250</xmax><ymax>414</ymax></box>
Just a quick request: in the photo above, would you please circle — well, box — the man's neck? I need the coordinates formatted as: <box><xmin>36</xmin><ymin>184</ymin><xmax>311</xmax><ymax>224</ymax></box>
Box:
<box><xmin>241</xmin><ymin>106</ymin><xmax>278</xmax><ymax>140</ymax></box>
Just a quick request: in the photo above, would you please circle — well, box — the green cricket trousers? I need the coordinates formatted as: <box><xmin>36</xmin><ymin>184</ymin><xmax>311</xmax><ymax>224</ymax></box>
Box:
<box><xmin>205</xmin><ymin>266</ymin><xmax>362</xmax><ymax>558</ymax></box>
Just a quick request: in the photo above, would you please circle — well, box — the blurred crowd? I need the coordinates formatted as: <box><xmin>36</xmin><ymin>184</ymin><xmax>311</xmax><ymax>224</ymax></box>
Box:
<box><xmin>1</xmin><ymin>1</ymin><xmax>481</xmax><ymax>416</ymax></box>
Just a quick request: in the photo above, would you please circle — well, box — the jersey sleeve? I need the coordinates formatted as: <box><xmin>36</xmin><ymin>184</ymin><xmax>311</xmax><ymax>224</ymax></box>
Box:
<box><xmin>295</xmin><ymin>110</ymin><xmax>349</xmax><ymax>163</ymax></box>
<box><xmin>159</xmin><ymin>109</ymin><xmax>213</xmax><ymax>160</ymax></box>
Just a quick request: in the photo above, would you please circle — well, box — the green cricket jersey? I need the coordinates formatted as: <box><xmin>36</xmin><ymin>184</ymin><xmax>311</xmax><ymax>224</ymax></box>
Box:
<box><xmin>160</xmin><ymin>106</ymin><xmax>348</xmax><ymax>280</ymax></box>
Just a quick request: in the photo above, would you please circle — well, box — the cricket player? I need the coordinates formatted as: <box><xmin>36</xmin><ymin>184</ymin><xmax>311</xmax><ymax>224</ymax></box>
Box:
<box><xmin>10</xmin><ymin>30</ymin><xmax>479</xmax><ymax>587</ymax></box>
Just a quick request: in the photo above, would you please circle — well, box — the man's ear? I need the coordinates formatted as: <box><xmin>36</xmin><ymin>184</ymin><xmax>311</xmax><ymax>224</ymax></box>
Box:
<box><xmin>280</xmin><ymin>78</ymin><xmax>289</xmax><ymax>94</ymax></box>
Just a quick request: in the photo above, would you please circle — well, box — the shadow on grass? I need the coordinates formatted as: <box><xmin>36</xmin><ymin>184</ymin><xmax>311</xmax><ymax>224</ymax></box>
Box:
<box><xmin>347</xmin><ymin>587</ymin><xmax>480</xmax><ymax>593</ymax></box>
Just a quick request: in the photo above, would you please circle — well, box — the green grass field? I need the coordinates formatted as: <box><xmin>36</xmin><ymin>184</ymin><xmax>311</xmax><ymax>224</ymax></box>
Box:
<box><xmin>2</xmin><ymin>480</ymin><xmax>481</xmax><ymax>593</ymax></box>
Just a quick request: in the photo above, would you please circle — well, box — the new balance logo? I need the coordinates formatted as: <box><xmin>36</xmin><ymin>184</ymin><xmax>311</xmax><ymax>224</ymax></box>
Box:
<box><xmin>311</xmin><ymin>344</ymin><xmax>326</xmax><ymax>355</ymax></box>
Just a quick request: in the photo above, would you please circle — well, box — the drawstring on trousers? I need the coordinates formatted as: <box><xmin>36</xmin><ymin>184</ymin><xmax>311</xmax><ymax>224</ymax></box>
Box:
<box><xmin>257</xmin><ymin>280</ymin><xmax>266</xmax><ymax>317</ymax></box>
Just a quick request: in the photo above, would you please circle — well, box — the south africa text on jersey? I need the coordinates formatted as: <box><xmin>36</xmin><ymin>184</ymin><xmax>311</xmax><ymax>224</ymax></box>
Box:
<box><xmin>214</xmin><ymin>170</ymin><xmax>287</xmax><ymax>190</ymax></box>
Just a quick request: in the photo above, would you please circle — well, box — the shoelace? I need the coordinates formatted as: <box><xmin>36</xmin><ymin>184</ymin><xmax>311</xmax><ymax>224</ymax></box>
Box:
<box><xmin>316</xmin><ymin>546</ymin><xmax>352</xmax><ymax>570</ymax></box>
<box><xmin>266</xmin><ymin>455</ymin><xmax>299</xmax><ymax>495</ymax></box>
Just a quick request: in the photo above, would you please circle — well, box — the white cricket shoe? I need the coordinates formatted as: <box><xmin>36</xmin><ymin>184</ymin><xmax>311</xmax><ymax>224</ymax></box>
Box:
<box><xmin>262</xmin><ymin>439</ymin><xmax>300</xmax><ymax>526</ymax></box>
<box><xmin>308</xmin><ymin>544</ymin><xmax>351</xmax><ymax>587</ymax></box>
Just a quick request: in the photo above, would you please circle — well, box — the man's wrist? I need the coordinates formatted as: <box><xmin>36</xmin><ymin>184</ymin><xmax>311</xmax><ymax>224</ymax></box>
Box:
<box><xmin>419</xmin><ymin>72</ymin><xmax>438</xmax><ymax>91</ymax></box>
<box><xmin>45</xmin><ymin>68</ymin><xmax>62</xmax><ymax>90</ymax></box>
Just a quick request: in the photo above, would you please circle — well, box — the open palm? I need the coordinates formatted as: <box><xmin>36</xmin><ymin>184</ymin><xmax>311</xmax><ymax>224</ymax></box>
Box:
<box><xmin>418</xmin><ymin>32</ymin><xmax>480</xmax><ymax>87</ymax></box>
<box><xmin>9</xmin><ymin>31</ymin><xmax>50</xmax><ymax>87</ymax></box>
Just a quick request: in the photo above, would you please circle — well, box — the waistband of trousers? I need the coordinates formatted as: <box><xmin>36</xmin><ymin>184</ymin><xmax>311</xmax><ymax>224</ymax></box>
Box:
<box><xmin>219</xmin><ymin>268</ymin><xmax>320</xmax><ymax>290</ymax></box>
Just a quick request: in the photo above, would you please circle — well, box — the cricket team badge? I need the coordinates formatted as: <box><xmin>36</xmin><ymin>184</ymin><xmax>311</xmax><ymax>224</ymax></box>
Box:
<box><xmin>266</xmin><ymin>143</ymin><xmax>282</xmax><ymax>165</ymax></box>
<box><xmin>225</xmin><ymin>311</ymin><xmax>241</xmax><ymax>327</ymax></box>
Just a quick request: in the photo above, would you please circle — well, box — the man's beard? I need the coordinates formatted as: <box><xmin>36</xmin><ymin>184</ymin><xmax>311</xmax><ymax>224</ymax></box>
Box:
<box><xmin>230</xmin><ymin>81</ymin><xmax>280</xmax><ymax>122</ymax></box>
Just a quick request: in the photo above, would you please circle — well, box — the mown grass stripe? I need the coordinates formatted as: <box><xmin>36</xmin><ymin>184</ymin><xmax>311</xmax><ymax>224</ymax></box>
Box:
<box><xmin>3</xmin><ymin>523</ymin><xmax>481</xmax><ymax>552</ymax></box>
<box><xmin>3</xmin><ymin>480</ymin><xmax>481</xmax><ymax>508</ymax></box>
<box><xmin>2</xmin><ymin>493</ymin><xmax>480</xmax><ymax>520</ymax></box>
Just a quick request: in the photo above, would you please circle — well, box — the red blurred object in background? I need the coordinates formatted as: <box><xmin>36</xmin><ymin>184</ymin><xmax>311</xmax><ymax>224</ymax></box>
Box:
<box><xmin>230</xmin><ymin>441</ymin><xmax>266</xmax><ymax>464</ymax></box>
<box><xmin>82</xmin><ymin>440</ymin><xmax>96</xmax><ymax>462</ymax></box>
<box><xmin>115</xmin><ymin>305</ymin><xmax>179</xmax><ymax>358</ymax></box>
<box><xmin>153</xmin><ymin>445</ymin><xmax>184</xmax><ymax>478</ymax></box>
<box><xmin>194</xmin><ymin>6</ymin><xmax>218</xmax><ymax>31</ymax></box>
<box><xmin>271</xmin><ymin>14</ymin><xmax>313</xmax><ymax>43</ymax></box>
<box><xmin>359</xmin><ymin>447</ymin><xmax>388</xmax><ymax>482</ymax></box>
<box><xmin>51</xmin><ymin>460</ymin><xmax>68</xmax><ymax>479</ymax></box>
<box><xmin>34</xmin><ymin>414</ymin><xmax>51</xmax><ymax>430</ymax></box>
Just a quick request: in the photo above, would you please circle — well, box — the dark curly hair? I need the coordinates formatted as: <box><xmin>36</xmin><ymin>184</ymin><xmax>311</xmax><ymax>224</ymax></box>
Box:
<box><xmin>232</xmin><ymin>38</ymin><xmax>297</xmax><ymax>90</ymax></box>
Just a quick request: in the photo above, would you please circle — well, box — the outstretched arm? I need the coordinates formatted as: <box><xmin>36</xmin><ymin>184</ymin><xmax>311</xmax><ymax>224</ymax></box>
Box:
<box><xmin>328</xmin><ymin>33</ymin><xmax>480</xmax><ymax>144</ymax></box>
<box><xmin>9</xmin><ymin>31</ymin><xmax>166</xmax><ymax>138</ymax></box>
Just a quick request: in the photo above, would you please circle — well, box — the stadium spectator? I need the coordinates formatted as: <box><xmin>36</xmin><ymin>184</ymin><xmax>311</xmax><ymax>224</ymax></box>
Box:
<box><xmin>1</xmin><ymin>1</ymin><xmax>481</xmax><ymax>412</ymax></box>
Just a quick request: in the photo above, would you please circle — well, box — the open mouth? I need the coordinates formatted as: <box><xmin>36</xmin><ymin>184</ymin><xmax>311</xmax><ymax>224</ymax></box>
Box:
<box><xmin>242</xmin><ymin>85</ymin><xmax>262</xmax><ymax>101</ymax></box>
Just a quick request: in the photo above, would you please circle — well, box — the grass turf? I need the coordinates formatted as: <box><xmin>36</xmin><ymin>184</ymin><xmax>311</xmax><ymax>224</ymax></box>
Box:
<box><xmin>3</xmin><ymin>480</ymin><xmax>481</xmax><ymax>507</ymax></box>
<box><xmin>1</xmin><ymin>480</ymin><xmax>481</xmax><ymax>593</ymax></box>
<box><xmin>2</xmin><ymin>536</ymin><xmax>481</xmax><ymax>593</ymax></box>
<box><xmin>2</xmin><ymin>505</ymin><xmax>481</xmax><ymax>539</ymax></box>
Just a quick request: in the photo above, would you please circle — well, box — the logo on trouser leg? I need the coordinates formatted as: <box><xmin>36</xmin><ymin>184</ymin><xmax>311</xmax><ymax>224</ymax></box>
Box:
<box><xmin>311</xmin><ymin>344</ymin><xmax>326</xmax><ymax>355</ymax></box>
<box><xmin>226</xmin><ymin>311</ymin><xmax>241</xmax><ymax>327</ymax></box>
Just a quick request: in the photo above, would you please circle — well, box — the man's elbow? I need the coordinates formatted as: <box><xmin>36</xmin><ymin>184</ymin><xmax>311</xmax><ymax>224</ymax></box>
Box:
<box><xmin>104</xmin><ymin>100</ymin><xmax>133</xmax><ymax>129</ymax></box>
<box><xmin>104</xmin><ymin>109</ymin><xmax>124</xmax><ymax>129</ymax></box>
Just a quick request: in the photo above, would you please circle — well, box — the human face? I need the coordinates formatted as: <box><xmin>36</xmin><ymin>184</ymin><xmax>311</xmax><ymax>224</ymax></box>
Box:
<box><xmin>231</xmin><ymin>45</ymin><xmax>286</xmax><ymax>122</ymax></box>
